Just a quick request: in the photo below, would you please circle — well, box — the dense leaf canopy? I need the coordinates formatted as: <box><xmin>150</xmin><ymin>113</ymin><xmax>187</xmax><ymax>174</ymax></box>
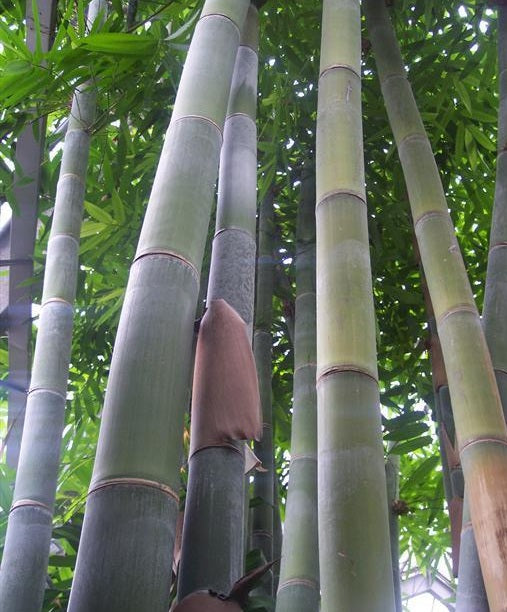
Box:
<box><xmin>0</xmin><ymin>0</ymin><xmax>500</xmax><ymax>608</ymax></box>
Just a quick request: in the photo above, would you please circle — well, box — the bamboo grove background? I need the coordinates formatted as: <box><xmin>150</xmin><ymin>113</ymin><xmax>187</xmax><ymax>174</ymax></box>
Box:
<box><xmin>0</xmin><ymin>0</ymin><xmax>506</xmax><ymax>609</ymax></box>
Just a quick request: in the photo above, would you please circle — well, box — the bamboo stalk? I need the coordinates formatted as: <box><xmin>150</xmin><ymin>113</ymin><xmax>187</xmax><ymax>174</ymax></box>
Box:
<box><xmin>276</xmin><ymin>170</ymin><xmax>320</xmax><ymax>612</ymax></box>
<box><xmin>364</xmin><ymin>2</ymin><xmax>507</xmax><ymax>608</ymax></box>
<box><xmin>68</xmin><ymin>3</ymin><xmax>250</xmax><ymax>610</ymax></box>
<box><xmin>177</xmin><ymin>5</ymin><xmax>259</xmax><ymax>598</ymax></box>
<box><xmin>316</xmin><ymin>2</ymin><xmax>395</xmax><ymax>610</ymax></box>
<box><xmin>251</xmin><ymin>190</ymin><xmax>275</xmax><ymax>595</ymax></box>
<box><xmin>385</xmin><ymin>451</ymin><xmax>402</xmax><ymax>612</ymax></box>
<box><xmin>456</xmin><ymin>4</ymin><xmax>507</xmax><ymax>609</ymax></box>
<box><xmin>0</xmin><ymin>3</ymin><xmax>106</xmax><ymax>610</ymax></box>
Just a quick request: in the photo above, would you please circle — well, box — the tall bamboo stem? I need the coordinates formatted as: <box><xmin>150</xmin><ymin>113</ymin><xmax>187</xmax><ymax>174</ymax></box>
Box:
<box><xmin>365</xmin><ymin>2</ymin><xmax>507</xmax><ymax>608</ymax></box>
<box><xmin>385</xmin><ymin>451</ymin><xmax>402</xmax><ymax>612</ymax></box>
<box><xmin>276</xmin><ymin>170</ymin><xmax>319</xmax><ymax>612</ymax></box>
<box><xmin>251</xmin><ymin>190</ymin><xmax>275</xmax><ymax>593</ymax></box>
<box><xmin>457</xmin><ymin>4</ymin><xmax>507</xmax><ymax>609</ymax></box>
<box><xmin>316</xmin><ymin>2</ymin><xmax>395</xmax><ymax>609</ymax></box>
<box><xmin>68</xmin><ymin>3</ymin><xmax>250</xmax><ymax>610</ymax></box>
<box><xmin>177</xmin><ymin>5</ymin><xmax>259</xmax><ymax>598</ymax></box>
<box><xmin>0</xmin><ymin>3</ymin><xmax>106</xmax><ymax>610</ymax></box>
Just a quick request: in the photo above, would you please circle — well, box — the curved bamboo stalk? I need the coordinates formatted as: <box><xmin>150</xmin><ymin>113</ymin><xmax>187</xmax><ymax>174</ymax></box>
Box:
<box><xmin>457</xmin><ymin>4</ymin><xmax>507</xmax><ymax>609</ymax></box>
<box><xmin>251</xmin><ymin>190</ymin><xmax>275</xmax><ymax>594</ymax></box>
<box><xmin>276</xmin><ymin>170</ymin><xmax>320</xmax><ymax>612</ymax></box>
<box><xmin>364</xmin><ymin>2</ymin><xmax>507</xmax><ymax>608</ymax></box>
<box><xmin>68</xmin><ymin>3</ymin><xmax>250</xmax><ymax>610</ymax></box>
<box><xmin>177</xmin><ymin>5</ymin><xmax>259</xmax><ymax>598</ymax></box>
<box><xmin>0</xmin><ymin>3</ymin><xmax>106</xmax><ymax>610</ymax></box>
<box><xmin>316</xmin><ymin>2</ymin><xmax>395</xmax><ymax>609</ymax></box>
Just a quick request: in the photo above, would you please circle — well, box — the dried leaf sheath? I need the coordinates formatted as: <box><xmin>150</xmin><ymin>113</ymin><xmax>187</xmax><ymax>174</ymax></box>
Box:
<box><xmin>190</xmin><ymin>299</ymin><xmax>261</xmax><ymax>456</ymax></box>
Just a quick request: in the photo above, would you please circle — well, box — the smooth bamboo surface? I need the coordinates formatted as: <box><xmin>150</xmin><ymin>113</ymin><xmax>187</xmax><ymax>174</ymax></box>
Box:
<box><xmin>178</xmin><ymin>5</ymin><xmax>259</xmax><ymax>599</ymax></box>
<box><xmin>252</xmin><ymin>191</ymin><xmax>275</xmax><ymax>595</ymax></box>
<box><xmin>68</xmin><ymin>2</ymin><xmax>250</xmax><ymax>610</ymax></box>
<box><xmin>276</xmin><ymin>171</ymin><xmax>319</xmax><ymax>612</ymax></box>
<box><xmin>385</xmin><ymin>452</ymin><xmax>402</xmax><ymax>612</ymax></box>
<box><xmin>0</xmin><ymin>4</ymin><xmax>106</xmax><ymax>611</ymax></box>
<box><xmin>316</xmin><ymin>2</ymin><xmax>395</xmax><ymax>610</ymax></box>
<box><xmin>457</xmin><ymin>5</ymin><xmax>507</xmax><ymax>609</ymax></box>
<box><xmin>365</xmin><ymin>2</ymin><xmax>507</xmax><ymax>609</ymax></box>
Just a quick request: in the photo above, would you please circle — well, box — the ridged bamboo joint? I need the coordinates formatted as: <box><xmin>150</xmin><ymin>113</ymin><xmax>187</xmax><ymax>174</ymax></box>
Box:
<box><xmin>68</xmin><ymin>2</ymin><xmax>251</xmax><ymax>610</ymax></box>
<box><xmin>364</xmin><ymin>1</ymin><xmax>507</xmax><ymax>609</ymax></box>
<box><xmin>316</xmin><ymin>1</ymin><xmax>395</xmax><ymax>610</ymax></box>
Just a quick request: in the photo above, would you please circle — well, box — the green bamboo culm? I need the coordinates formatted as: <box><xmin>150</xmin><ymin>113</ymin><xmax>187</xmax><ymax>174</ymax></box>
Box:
<box><xmin>385</xmin><ymin>451</ymin><xmax>402</xmax><ymax>612</ymax></box>
<box><xmin>316</xmin><ymin>1</ymin><xmax>395</xmax><ymax>610</ymax></box>
<box><xmin>177</xmin><ymin>4</ymin><xmax>259</xmax><ymax>598</ymax></box>
<box><xmin>68</xmin><ymin>2</ymin><xmax>250</xmax><ymax>610</ymax></box>
<box><xmin>0</xmin><ymin>3</ymin><xmax>106</xmax><ymax>610</ymax></box>
<box><xmin>364</xmin><ymin>2</ymin><xmax>507</xmax><ymax>608</ymax></box>
<box><xmin>276</xmin><ymin>170</ymin><xmax>320</xmax><ymax>612</ymax></box>
<box><xmin>457</xmin><ymin>4</ymin><xmax>507</xmax><ymax>610</ymax></box>
<box><xmin>251</xmin><ymin>190</ymin><xmax>275</xmax><ymax>594</ymax></box>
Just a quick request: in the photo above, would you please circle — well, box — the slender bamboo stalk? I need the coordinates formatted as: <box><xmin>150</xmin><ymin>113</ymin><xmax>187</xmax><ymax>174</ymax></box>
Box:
<box><xmin>365</xmin><ymin>2</ymin><xmax>507</xmax><ymax>608</ymax></box>
<box><xmin>316</xmin><ymin>2</ymin><xmax>395</xmax><ymax>609</ymax></box>
<box><xmin>272</xmin><ymin>473</ymin><xmax>282</xmax><ymax>593</ymax></box>
<box><xmin>276</xmin><ymin>170</ymin><xmax>319</xmax><ymax>612</ymax></box>
<box><xmin>68</xmin><ymin>3</ymin><xmax>250</xmax><ymax>610</ymax></box>
<box><xmin>419</xmin><ymin>257</ymin><xmax>464</xmax><ymax>576</ymax></box>
<box><xmin>6</xmin><ymin>0</ymin><xmax>57</xmax><ymax>469</ymax></box>
<box><xmin>385</xmin><ymin>451</ymin><xmax>402</xmax><ymax>612</ymax></box>
<box><xmin>251</xmin><ymin>190</ymin><xmax>275</xmax><ymax>594</ymax></box>
<box><xmin>456</xmin><ymin>4</ymin><xmax>507</xmax><ymax>609</ymax></box>
<box><xmin>0</xmin><ymin>3</ymin><xmax>106</xmax><ymax>610</ymax></box>
<box><xmin>177</xmin><ymin>5</ymin><xmax>259</xmax><ymax>598</ymax></box>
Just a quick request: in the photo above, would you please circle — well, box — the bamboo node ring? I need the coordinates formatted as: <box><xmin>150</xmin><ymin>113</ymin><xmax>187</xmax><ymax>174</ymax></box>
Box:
<box><xmin>27</xmin><ymin>386</ymin><xmax>66</xmax><ymax>400</ymax></box>
<box><xmin>214</xmin><ymin>226</ymin><xmax>255</xmax><ymax>240</ymax></box>
<box><xmin>396</xmin><ymin>131</ymin><xmax>430</xmax><ymax>152</ymax></box>
<box><xmin>88</xmin><ymin>477</ymin><xmax>179</xmax><ymax>502</ymax></box>
<box><xmin>10</xmin><ymin>499</ymin><xmax>52</xmax><ymax>514</ymax></box>
<box><xmin>413</xmin><ymin>209</ymin><xmax>449</xmax><ymax>229</ymax></box>
<box><xmin>489</xmin><ymin>241</ymin><xmax>507</xmax><ymax>253</ymax></box>
<box><xmin>316</xmin><ymin>189</ymin><xmax>366</xmax><ymax>209</ymax></box>
<box><xmin>225</xmin><ymin>111</ymin><xmax>256</xmax><ymax>125</ymax></box>
<box><xmin>437</xmin><ymin>304</ymin><xmax>478</xmax><ymax>326</ymax></box>
<box><xmin>133</xmin><ymin>249</ymin><xmax>199</xmax><ymax>281</ymax></box>
<box><xmin>460</xmin><ymin>436</ymin><xmax>507</xmax><ymax>454</ymax></box>
<box><xmin>294</xmin><ymin>362</ymin><xmax>317</xmax><ymax>374</ymax></box>
<box><xmin>199</xmin><ymin>11</ymin><xmax>242</xmax><ymax>35</ymax></box>
<box><xmin>171</xmin><ymin>114</ymin><xmax>223</xmax><ymax>139</ymax></box>
<box><xmin>319</xmin><ymin>63</ymin><xmax>360</xmax><ymax>80</ymax></box>
<box><xmin>277</xmin><ymin>577</ymin><xmax>319</xmax><ymax>593</ymax></box>
<box><xmin>41</xmin><ymin>296</ymin><xmax>73</xmax><ymax>309</ymax></box>
<box><xmin>49</xmin><ymin>232</ymin><xmax>80</xmax><ymax>247</ymax></box>
<box><xmin>290</xmin><ymin>452</ymin><xmax>317</xmax><ymax>463</ymax></box>
<box><xmin>317</xmin><ymin>364</ymin><xmax>378</xmax><ymax>384</ymax></box>
<box><xmin>59</xmin><ymin>172</ymin><xmax>86</xmax><ymax>186</ymax></box>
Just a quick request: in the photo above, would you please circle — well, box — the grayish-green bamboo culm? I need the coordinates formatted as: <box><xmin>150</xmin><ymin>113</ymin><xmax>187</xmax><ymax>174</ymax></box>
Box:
<box><xmin>316</xmin><ymin>1</ymin><xmax>395</xmax><ymax>610</ymax></box>
<box><xmin>0</xmin><ymin>3</ymin><xmax>106</xmax><ymax>611</ymax></box>
<box><xmin>276</xmin><ymin>170</ymin><xmax>320</xmax><ymax>612</ymax></box>
<box><xmin>68</xmin><ymin>2</ymin><xmax>251</xmax><ymax>610</ymax></box>
<box><xmin>177</xmin><ymin>3</ymin><xmax>259</xmax><ymax>599</ymax></box>
<box><xmin>251</xmin><ymin>189</ymin><xmax>275</xmax><ymax>594</ymax></box>
<box><xmin>365</xmin><ymin>2</ymin><xmax>507</xmax><ymax>608</ymax></box>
